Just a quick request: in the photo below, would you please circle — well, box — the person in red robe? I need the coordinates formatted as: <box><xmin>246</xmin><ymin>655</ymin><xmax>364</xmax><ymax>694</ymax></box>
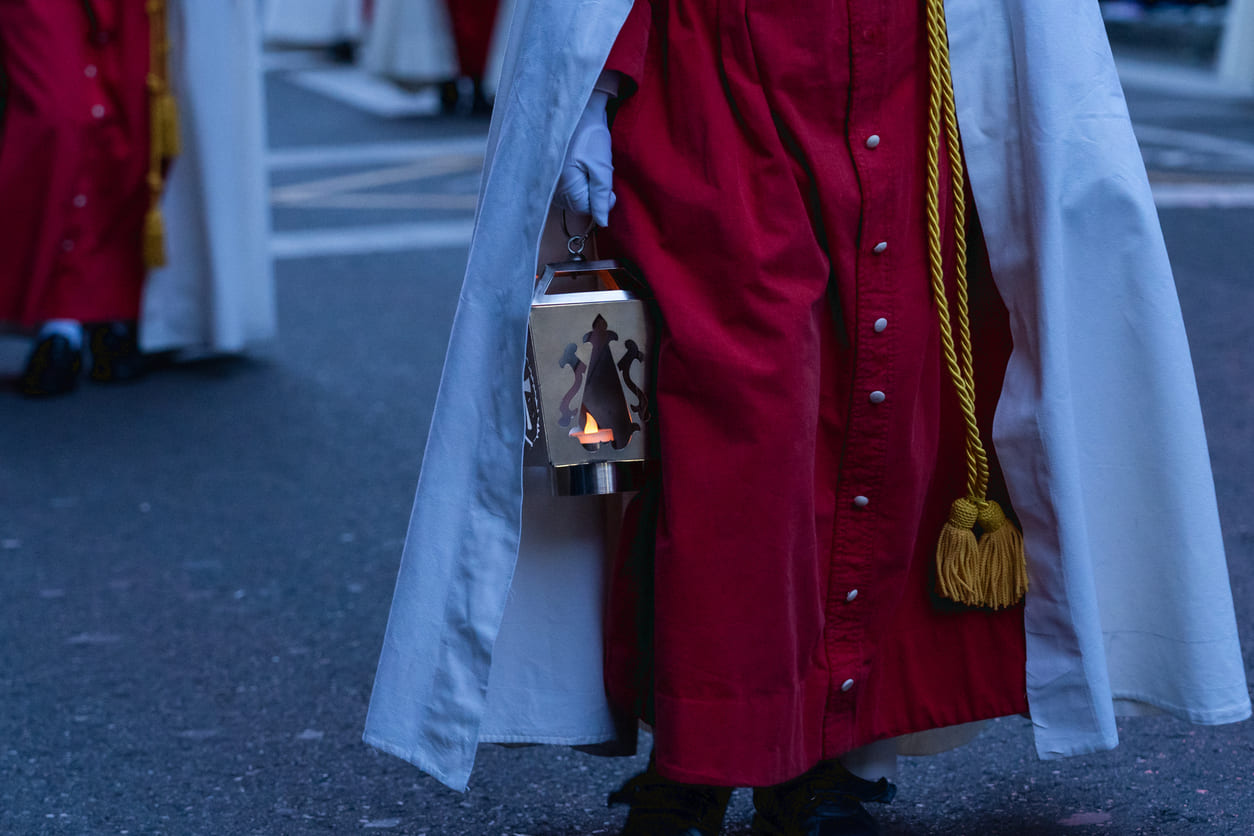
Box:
<box><xmin>555</xmin><ymin>2</ymin><xmax>1028</xmax><ymax>834</ymax></box>
<box><xmin>441</xmin><ymin>0</ymin><xmax>499</xmax><ymax>114</ymax></box>
<box><xmin>0</xmin><ymin>0</ymin><xmax>157</xmax><ymax>396</ymax></box>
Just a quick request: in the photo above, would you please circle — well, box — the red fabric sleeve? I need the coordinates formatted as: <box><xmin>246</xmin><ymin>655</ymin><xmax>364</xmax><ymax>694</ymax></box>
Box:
<box><xmin>604</xmin><ymin>0</ymin><xmax>651</xmax><ymax>96</ymax></box>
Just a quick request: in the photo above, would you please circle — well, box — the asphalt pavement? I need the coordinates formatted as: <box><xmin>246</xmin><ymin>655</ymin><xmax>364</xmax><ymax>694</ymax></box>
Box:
<box><xmin>1</xmin><ymin>46</ymin><xmax>1252</xmax><ymax>836</ymax></box>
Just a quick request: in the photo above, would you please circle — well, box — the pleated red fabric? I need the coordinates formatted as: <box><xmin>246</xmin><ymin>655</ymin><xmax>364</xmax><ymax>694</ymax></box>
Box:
<box><xmin>600</xmin><ymin>0</ymin><xmax>1028</xmax><ymax>787</ymax></box>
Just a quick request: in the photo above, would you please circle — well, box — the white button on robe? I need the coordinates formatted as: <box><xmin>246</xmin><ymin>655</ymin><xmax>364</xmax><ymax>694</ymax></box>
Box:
<box><xmin>869</xmin><ymin>390</ymin><xmax>886</xmax><ymax>404</ymax></box>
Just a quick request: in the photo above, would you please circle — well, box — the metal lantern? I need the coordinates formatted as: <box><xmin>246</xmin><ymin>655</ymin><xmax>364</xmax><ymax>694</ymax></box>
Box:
<box><xmin>524</xmin><ymin>258</ymin><xmax>656</xmax><ymax>496</ymax></box>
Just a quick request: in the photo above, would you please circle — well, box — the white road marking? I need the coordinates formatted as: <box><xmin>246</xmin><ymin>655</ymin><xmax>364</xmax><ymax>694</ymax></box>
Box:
<box><xmin>270</xmin><ymin>220</ymin><xmax>475</xmax><ymax>259</ymax></box>
<box><xmin>271</xmin><ymin>155</ymin><xmax>481</xmax><ymax>203</ymax></box>
<box><xmin>1115</xmin><ymin>54</ymin><xmax>1254</xmax><ymax>100</ymax></box>
<box><xmin>285</xmin><ymin>67</ymin><xmax>444</xmax><ymax>118</ymax></box>
<box><xmin>273</xmin><ymin>193</ymin><xmax>479</xmax><ymax>210</ymax></box>
<box><xmin>1133</xmin><ymin>124</ymin><xmax>1254</xmax><ymax>164</ymax></box>
<box><xmin>261</xmin><ymin>49</ymin><xmax>335</xmax><ymax>73</ymax></box>
<box><xmin>268</xmin><ymin>138</ymin><xmax>486</xmax><ymax>171</ymax></box>
<box><xmin>1151</xmin><ymin>181</ymin><xmax>1254</xmax><ymax>209</ymax></box>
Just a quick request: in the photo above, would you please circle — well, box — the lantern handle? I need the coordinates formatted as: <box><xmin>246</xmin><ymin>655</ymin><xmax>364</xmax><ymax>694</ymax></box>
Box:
<box><xmin>561</xmin><ymin>211</ymin><xmax>596</xmax><ymax>261</ymax></box>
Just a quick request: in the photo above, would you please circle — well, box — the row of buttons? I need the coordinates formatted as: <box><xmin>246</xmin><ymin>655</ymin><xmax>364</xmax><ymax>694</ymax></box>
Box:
<box><xmin>837</xmin><ymin>132</ymin><xmax>887</xmax><ymax>698</ymax></box>
<box><xmin>63</xmin><ymin>62</ymin><xmax>106</xmax><ymax>254</ymax></box>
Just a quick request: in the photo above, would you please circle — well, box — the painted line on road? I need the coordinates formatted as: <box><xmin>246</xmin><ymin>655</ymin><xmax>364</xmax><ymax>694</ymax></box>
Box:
<box><xmin>270</xmin><ymin>220</ymin><xmax>475</xmax><ymax>260</ymax></box>
<box><xmin>1134</xmin><ymin>124</ymin><xmax>1254</xmax><ymax>164</ymax></box>
<box><xmin>273</xmin><ymin>193</ymin><xmax>479</xmax><ymax>210</ymax></box>
<box><xmin>266</xmin><ymin>183</ymin><xmax>1250</xmax><ymax>262</ymax></box>
<box><xmin>286</xmin><ymin>67</ymin><xmax>444</xmax><ymax>118</ymax></box>
<box><xmin>1116</xmin><ymin>54</ymin><xmax>1254</xmax><ymax>101</ymax></box>
<box><xmin>261</xmin><ymin>49</ymin><xmax>336</xmax><ymax>73</ymax></box>
<box><xmin>271</xmin><ymin>155</ymin><xmax>482</xmax><ymax>203</ymax></box>
<box><xmin>1152</xmin><ymin>181</ymin><xmax>1254</xmax><ymax>209</ymax></box>
<box><xmin>268</xmin><ymin>138</ymin><xmax>487</xmax><ymax>171</ymax></box>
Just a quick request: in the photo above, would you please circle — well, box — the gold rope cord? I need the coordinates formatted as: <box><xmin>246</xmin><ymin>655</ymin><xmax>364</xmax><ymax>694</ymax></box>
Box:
<box><xmin>924</xmin><ymin>0</ymin><xmax>1028</xmax><ymax>609</ymax></box>
<box><xmin>143</xmin><ymin>0</ymin><xmax>178</xmax><ymax>268</ymax></box>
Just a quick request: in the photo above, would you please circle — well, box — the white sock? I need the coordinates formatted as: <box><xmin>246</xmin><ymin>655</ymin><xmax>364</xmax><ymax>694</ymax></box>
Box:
<box><xmin>38</xmin><ymin>319</ymin><xmax>83</xmax><ymax>349</ymax></box>
<box><xmin>839</xmin><ymin>739</ymin><xmax>899</xmax><ymax>782</ymax></box>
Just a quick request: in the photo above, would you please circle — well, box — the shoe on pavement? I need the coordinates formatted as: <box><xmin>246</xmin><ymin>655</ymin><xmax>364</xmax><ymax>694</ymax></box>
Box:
<box><xmin>88</xmin><ymin>320</ymin><xmax>147</xmax><ymax>383</ymax></box>
<box><xmin>18</xmin><ymin>334</ymin><xmax>82</xmax><ymax>397</ymax></box>
<box><xmin>609</xmin><ymin>758</ymin><xmax>732</xmax><ymax>836</ymax></box>
<box><xmin>751</xmin><ymin>760</ymin><xmax>896</xmax><ymax>836</ymax></box>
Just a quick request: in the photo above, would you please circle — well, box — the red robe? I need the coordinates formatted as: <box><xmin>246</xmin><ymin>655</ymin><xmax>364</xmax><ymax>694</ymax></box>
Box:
<box><xmin>600</xmin><ymin>0</ymin><xmax>1028</xmax><ymax>787</ymax></box>
<box><xmin>443</xmin><ymin>0</ymin><xmax>500</xmax><ymax>79</ymax></box>
<box><xmin>0</xmin><ymin>0</ymin><xmax>150</xmax><ymax>329</ymax></box>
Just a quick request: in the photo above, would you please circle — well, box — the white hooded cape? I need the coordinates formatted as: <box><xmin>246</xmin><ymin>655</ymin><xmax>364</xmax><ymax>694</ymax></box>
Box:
<box><xmin>364</xmin><ymin>0</ymin><xmax>1251</xmax><ymax>792</ymax></box>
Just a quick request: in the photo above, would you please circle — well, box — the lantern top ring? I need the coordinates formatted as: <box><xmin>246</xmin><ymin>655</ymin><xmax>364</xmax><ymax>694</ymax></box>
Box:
<box><xmin>561</xmin><ymin>211</ymin><xmax>596</xmax><ymax>260</ymax></box>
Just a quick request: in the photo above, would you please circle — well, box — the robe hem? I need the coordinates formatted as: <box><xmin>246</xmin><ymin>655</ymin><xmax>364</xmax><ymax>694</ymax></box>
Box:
<box><xmin>362</xmin><ymin>731</ymin><xmax>471</xmax><ymax>793</ymax></box>
<box><xmin>478</xmin><ymin>731</ymin><xmax>619</xmax><ymax>745</ymax></box>
<box><xmin>1110</xmin><ymin>693</ymin><xmax>1252</xmax><ymax>726</ymax></box>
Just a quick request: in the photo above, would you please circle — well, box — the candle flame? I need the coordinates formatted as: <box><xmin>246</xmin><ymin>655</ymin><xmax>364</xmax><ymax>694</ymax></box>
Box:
<box><xmin>571</xmin><ymin>411</ymin><xmax>614</xmax><ymax>445</ymax></box>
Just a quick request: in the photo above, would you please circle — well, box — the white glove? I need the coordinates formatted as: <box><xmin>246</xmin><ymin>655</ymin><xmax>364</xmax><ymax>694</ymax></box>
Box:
<box><xmin>554</xmin><ymin>73</ymin><xmax>620</xmax><ymax>228</ymax></box>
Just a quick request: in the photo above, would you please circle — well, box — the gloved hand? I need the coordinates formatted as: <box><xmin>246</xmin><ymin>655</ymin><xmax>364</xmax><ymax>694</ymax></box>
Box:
<box><xmin>554</xmin><ymin>73</ymin><xmax>620</xmax><ymax>228</ymax></box>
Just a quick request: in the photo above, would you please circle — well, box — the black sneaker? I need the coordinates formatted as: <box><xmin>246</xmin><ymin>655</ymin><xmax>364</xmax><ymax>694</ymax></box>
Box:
<box><xmin>87</xmin><ymin>320</ymin><xmax>147</xmax><ymax>383</ymax></box>
<box><xmin>18</xmin><ymin>334</ymin><xmax>81</xmax><ymax>397</ymax></box>
<box><xmin>609</xmin><ymin>757</ymin><xmax>732</xmax><ymax>836</ymax></box>
<box><xmin>752</xmin><ymin>760</ymin><xmax>896</xmax><ymax>836</ymax></box>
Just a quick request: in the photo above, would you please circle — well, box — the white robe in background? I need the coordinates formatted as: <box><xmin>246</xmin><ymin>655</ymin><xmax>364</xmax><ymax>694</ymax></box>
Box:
<box><xmin>142</xmin><ymin>0</ymin><xmax>276</xmax><ymax>354</ymax></box>
<box><xmin>262</xmin><ymin>0</ymin><xmax>364</xmax><ymax>47</ymax></box>
<box><xmin>360</xmin><ymin>0</ymin><xmax>458</xmax><ymax>85</ymax></box>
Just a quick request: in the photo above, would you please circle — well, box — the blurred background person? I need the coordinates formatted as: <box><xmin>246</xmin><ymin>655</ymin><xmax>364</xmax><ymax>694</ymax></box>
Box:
<box><xmin>262</xmin><ymin>0</ymin><xmax>367</xmax><ymax>62</ymax></box>
<box><xmin>0</xmin><ymin>0</ymin><xmax>170</xmax><ymax>397</ymax></box>
<box><xmin>142</xmin><ymin>0</ymin><xmax>276</xmax><ymax>359</ymax></box>
<box><xmin>441</xmin><ymin>0</ymin><xmax>501</xmax><ymax>114</ymax></box>
<box><xmin>1219</xmin><ymin>0</ymin><xmax>1254</xmax><ymax>89</ymax></box>
<box><xmin>359</xmin><ymin>0</ymin><xmax>459</xmax><ymax>100</ymax></box>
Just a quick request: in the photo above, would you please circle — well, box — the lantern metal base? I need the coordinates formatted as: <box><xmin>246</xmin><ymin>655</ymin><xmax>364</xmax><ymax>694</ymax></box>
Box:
<box><xmin>553</xmin><ymin>461</ymin><xmax>646</xmax><ymax>496</ymax></box>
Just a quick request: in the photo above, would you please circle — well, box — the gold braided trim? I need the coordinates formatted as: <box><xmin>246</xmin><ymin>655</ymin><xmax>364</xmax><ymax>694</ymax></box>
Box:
<box><xmin>143</xmin><ymin>0</ymin><xmax>178</xmax><ymax>268</ymax></box>
<box><xmin>925</xmin><ymin>0</ymin><xmax>1028</xmax><ymax>609</ymax></box>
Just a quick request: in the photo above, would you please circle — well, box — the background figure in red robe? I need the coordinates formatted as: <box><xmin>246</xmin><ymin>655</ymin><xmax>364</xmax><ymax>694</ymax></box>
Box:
<box><xmin>0</xmin><ymin>0</ymin><xmax>153</xmax><ymax>396</ymax></box>
<box><xmin>441</xmin><ymin>0</ymin><xmax>499</xmax><ymax>114</ymax></box>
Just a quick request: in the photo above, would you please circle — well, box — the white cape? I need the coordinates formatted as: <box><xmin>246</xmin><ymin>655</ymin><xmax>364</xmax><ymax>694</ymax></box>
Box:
<box><xmin>142</xmin><ymin>0</ymin><xmax>276</xmax><ymax>355</ymax></box>
<box><xmin>364</xmin><ymin>0</ymin><xmax>1250</xmax><ymax>791</ymax></box>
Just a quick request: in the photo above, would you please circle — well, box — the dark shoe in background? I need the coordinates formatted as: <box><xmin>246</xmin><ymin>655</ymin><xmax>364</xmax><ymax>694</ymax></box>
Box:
<box><xmin>18</xmin><ymin>334</ymin><xmax>82</xmax><ymax>397</ymax></box>
<box><xmin>752</xmin><ymin>760</ymin><xmax>896</xmax><ymax>836</ymax></box>
<box><xmin>87</xmin><ymin>320</ymin><xmax>147</xmax><ymax>383</ymax></box>
<box><xmin>609</xmin><ymin>756</ymin><xmax>732</xmax><ymax>836</ymax></box>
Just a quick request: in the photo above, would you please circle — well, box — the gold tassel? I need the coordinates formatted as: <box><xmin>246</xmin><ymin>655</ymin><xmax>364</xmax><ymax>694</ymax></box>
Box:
<box><xmin>143</xmin><ymin>203</ymin><xmax>167</xmax><ymax>268</ymax></box>
<box><xmin>976</xmin><ymin>500</ymin><xmax>1028</xmax><ymax>609</ymax></box>
<box><xmin>936</xmin><ymin>498</ymin><xmax>980</xmax><ymax>604</ymax></box>
<box><xmin>157</xmin><ymin>91</ymin><xmax>180</xmax><ymax>159</ymax></box>
<box><xmin>924</xmin><ymin>0</ymin><xmax>1028</xmax><ymax>610</ymax></box>
<box><xmin>142</xmin><ymin>0</ymin><xmax>175</xmax><ymax>271</ymax></box>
